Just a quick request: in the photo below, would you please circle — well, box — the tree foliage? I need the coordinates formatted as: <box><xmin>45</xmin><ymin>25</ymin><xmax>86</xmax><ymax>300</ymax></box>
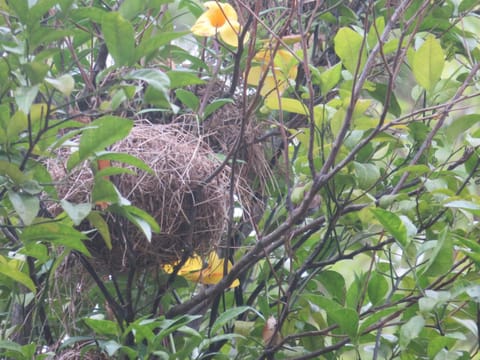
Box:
<box><xmin>0</xmin><ymin>0</ymin><xmax>480</xmax><ymax>359</ymax></box>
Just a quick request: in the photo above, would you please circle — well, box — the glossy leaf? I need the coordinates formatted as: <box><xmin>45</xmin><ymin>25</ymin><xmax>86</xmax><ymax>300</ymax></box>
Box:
<box><xmin>20</xmin><ymin>222</ymin><xmax>90</xmax><ymax>256</ymax></box>
<box><xmin>136</xmin><ymin>31</ymin><xmax>190</xmax><ymax>59</ymax></box>
<box><xmin>96</xmin><ymin>152</ymin><xmax>154</xmax><ymax>175</ymax></box>
<box><xmin>108</xmin><ymin>204</ymin><xmax>160</xmax><ymax>242</ymax></box>
<box><xmin>370</xmin><ymin>208</ymin><xmax>409</xmax><ymax>247</ymax></box>
<box><xmin>60</xmin><ymin>200</ymin><xmax>91</xmax><ymax>226</ymax></box>
<box><xmin>367</xmin><ymin>83</ymin><xmax>401</xmax><ymax>117</ymax></box>
<box><xmin>8</xmin><ymin>190</ymin><xmax>39</xmax><ymax>226</ymax></box>
<box><xmin>92</xmin><ymin>178</ymin><xmax>120</xmax><ymax>204</ymax></box>
<box><xmin>399</xmin><ymin>315</ymin><xmax>425</xmax><ymax>350</ymax></box>
<box><xmin>87</xmin><ymin>211</ymin><xmax>112</xmax><ymax>250</ymax></box>
<box><xmin>211</xmin><ymin>306</ymin><xmax>256</xmax><ymax>335</ymax></box>
<box><xmin>167</xmin><ymin>70</ymin><xmax>206</xmax><ymax>89</ymax></box>
<box><xmin>420</xmin><ymin>229</ymin><xmax>453</xmax><ymax>277</ymax></box>
<box><xmin>78</xmin><ymin>116</ymin><xmax>133</xmax><ymax>163</ymax></box>
<box><xmin>84</xmin><ymin>318</ymin><xmax>119</xmax><ymax>336</ymax></box>
<box><xmin>318</xmin><ymin>270</ymin><xmax>346</xmax><ymax>304</ymax></box>
<box><xmin>102</xmin><ymin>12</ymin><xmax>135</xmax><ymax>66</ymax></box>
<box><xmin>412</xmin><ymin>35</ymin><xmax>444</xmax><ymax>90</ymax></box>
<box><xmin>353</xmin><ymin>162</ymin><xmax>380</xmax><ymax>189</ymax></box>
<box><xmin>118</xmin><ymin>0</ymin><xmax>146</xmax><ymax>19</ymax></box>
<box><xmin>330</xmin><ymin>308</ymin><xmax>359</xmax><ymax>340</ymax></box>
<box><xmin>45</xmin><ymin>74</ymin><xmax>75</xmax><ymax>97</ymax></box>
<box><xmin>15</xmin><ymin>85</ymin><xmax>39</xmax><ymax>114</ymax></box>
<box><xmin>126</xmin><ymin>69</ymin><xmax>170</xmax><ymax>100</ymax></box>
<box><xmin>0</xmin><ymin>258</ymin><xmax>36</xmax><ymax>294</ymax></box>
<box><xmin>318</xmin><ymin>63</ymin><xmax>342</xmax><ymax>95</ymax></box>
<box><xmin>203</xmin><ymin>98</ymin><xmax>235</xmax><ymax>119</ymax></box>
<box><xmin>334</xmin><ymin>27</ymin><xmax>366</xmax><ymax>75</ymax></box>
<box><xmin>368</xmin><ymin>272</ymin><xmax>389</xmax><ymax>306</ymax></box>
<box><xmin>176</xmin><ymin>89</ymin><xmax>200</xmax><ymax>111</ymax></box>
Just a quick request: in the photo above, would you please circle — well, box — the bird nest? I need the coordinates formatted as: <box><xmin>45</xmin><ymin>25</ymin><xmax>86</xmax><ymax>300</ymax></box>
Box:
<box><xmin>47</xmin><ymin>123</ymin><xmax>230</xmax><ymax>271</ymax></box>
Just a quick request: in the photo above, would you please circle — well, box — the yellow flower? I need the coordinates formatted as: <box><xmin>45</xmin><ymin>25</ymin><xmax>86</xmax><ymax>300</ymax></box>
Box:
<box><xmin>247</xmin><ymin>48</ymin><xmax>298</xmax><ymax>98</ymax></box>
<box><xmin>191</xmin><ymin>1</ymin><xmax>245</xmax><ymax>47</ymax></box>
<box><xmin>163</xmin><ymin>251</ymin><xmax>240</xmax><ymax>288</ymax></box>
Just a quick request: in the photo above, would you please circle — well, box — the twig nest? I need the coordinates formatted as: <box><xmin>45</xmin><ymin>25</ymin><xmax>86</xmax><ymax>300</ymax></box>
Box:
<box><xmin>49</xmin><ymin>123</ymin><xmax>230</xmax><ymax>270</ymax></box>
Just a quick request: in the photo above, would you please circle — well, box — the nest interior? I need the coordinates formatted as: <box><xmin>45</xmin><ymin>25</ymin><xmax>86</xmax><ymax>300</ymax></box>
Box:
<box><xmin>48</xmin><ymin>123</ymin><xmax>230</xmax><ymax>270</ymax></box>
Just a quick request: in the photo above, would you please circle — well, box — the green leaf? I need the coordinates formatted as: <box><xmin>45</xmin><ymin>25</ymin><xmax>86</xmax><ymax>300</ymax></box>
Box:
<box><xmin>367</xmin><ymin>83</ymin><xmax>401</xmax><ymax>117</ymax></box>
<box><xmin>108</xmin><ymin>204</ymin><xmax>160</xmax><ymax>242</ymax></box>
<box><xmin>8</xmin><ymin>190</ymin><xmax>39</xmax><ymax>225</ymax></box>
<box><xmin>0</xmin><ymin>258</ymin><xmax>36</xmax><ymax>294</ymax></box>
<box><xmin>78</xmin><ymin>116</ymin><xmax>133</xmax><ymax>163</ymax></box>
<box><xmin>412</xmin><ymin>35</ymin><xmax>445</xmax><ymax>90</ymax></box>
<box><xmin>23</xmin><ymin>61</ymin><xmax>49</xmax><ymax>85</ymax></box>
<box><xmin>0</xmin><ymin>340</ymin><xmax>24</xmax><ymax>355</ymax></box>
<box><xmin>118</xmin><ymin>0</ymin><xmax>146</xmax><ymax>19</ymax></box>
<box><xmin>444</xmin><ymin>114</ymin><xmax>480</xmax><ymax>142</ymax></box>
<box><xmin>0</xmin><ymin>160</ymin><xmax>26</xmax><ymax>184</ymax></box>
<box><xmin>167</xmin><ymin>70</ymin><xmax>205</xmax><ymax>89</ymax></box>
<box><xmin>30</xmin><ymin>0</ymin><xmax>61</xmax><ymax>22</ymax></box>
<box><xmin>60</xmin><ymin>200</ymin><xmax>91</xmax><ymax>226</ymax></box>
<box><xmin>444</xmin><ymin>200</ymin><xmax>480</xmax><ymax>216</ymax></box>
<box><xmin>176</xmin><ymin>89</ymin><xmax>199</xmax><ymax>111</ymax></box>
<box><xmin>359</xmin><ymin>307</ymin><xmax>399</xmax><ymax>333</ymax></box>
<box><xmin>97</xmin><ymin>152</ymin><xmax>154</xmax><ymax>175</ymax></box>
<box><xmin>84</xmin><ymin>318</ymin><xmax>119</xmax><ymax>336</ymax></box>
<box><xmin>20</xmin><ymin>242</ymin><xmax>49</xmax><ymax>263</ymax></box>
<box><xmin>92</xmin><ymin>178</ymin><xmax>120</xmax><ymax>204</ymax></box>
<box><xmin>329</xmin><ymin>308</ymin><xmax>359</xmax><ymax>340</ymax></box>
<box><xmin>420</xmin><ymin>229</ymin><xmax>453</xmax><ymax>277</ymax></box>
<box><xmin>96</xmin><ymin>166</ymin><xmax>136</xmax><ymax>178</ymax></box>
<box><xmin>346</xmin><ymin>274</ymin><xmax>362</xmax><ymax>309</ymax></box>
<box><xmin>99</xmin><ymin>340</ymin><xmax>122</xmax><ymax>357</ymax></box>
<box><xmin>399</xmin><ymin>315</ymin><xmax>425</xmax><ymax>350</ymax></box>
<box><xmin>203</xmin><ymin>98</ymin><xmax>235</xmax><ymax>119</ymax></box>
<box><xmin>136</xmin><ymin>31</ymin><xmax>190</xmax><ymax>59</ymax></box>
<box><xmin>353</xmin><ymin>162</ymin><xmax>380</xmax><ymax>189</ymax></box>
<box><xmin>458</xmin><ymin>0</ymin><xmax>479</xmax><ymax>12</ymax></box>
<box><xmin>6</xmin><ymin>0</ymin><xmax>29</xmax><ymax>24</ymax></box>
<box><xmin>370</xmin><ymin>208</ymin><xmax>409</xmax><ymax>247</ymax></box>
<box><xmin>419</xmin><ymin>290</ymin><xmax>451</xmax><ymax>313</ymax></box>
<box><xmin>210</xmin><ymin>306</ymin><xmax>256</xmax><ymax>335</ymax></box>
<box><xmin>334</xmin><ymin>27</ymin><xmax>366</xmax><ymax>75</ymax></box>
<box><xmin>70</xmin><ymin>7</ymin><xmax>106</xmax><ymax>23</ymax></box>
<box><xmin>313</xmin><ymin>295</ymin><xmax>343</xmax><ymax>314</ymax></box>
<box><xmin>45</xmin><ymin>74</ymin><xmax>75</xmax><ymax>97</ymax></box>
<box><xmin>151</xmin><ymin>316</ymin><xmax>201</xmax><ymax>343</ymax></box>
<box><xmin>87</xmin><ymin>211</ymin><xmax>112</xmax><ymax>250</ymax></box>
<box><xmin>15</xmin><ymin>85</ymin><xmax>39</xmax><ymax>114</ymax></box>
<box><xmin>367</xmin><ymin>17</ymin><xmax>385</xmax><ymax>50</ymax></box>
<box><xmin>318</xmin><ymin>270</ymin><xmax>346</xmax><ymax>304</ymax></box>
<box><xmin>121</xmin><ymin>205</ymin><xmax>160</xmax><ymax>233</ymax></box>
<box><xmin>126</xmin><ymin>69</ymin><xmax>170</xmax><ymax>100</ymax></box>
<box><xmin>368</xmin><ymin>272</ymin><xmax>389</xmax><ymax>306</ymax></box>
<box><xmin>318</xmin><ymin>63</ymin><xmax>342</xmax><ymax>95</ymax></box>
<box><xmin>102</xmin><ymin>12</ymin><xmax>135</xmax><ymax>66</ymax></box>
<box><xmin>20</xmin><ymin>222</ymin><xmax>90</xmax><ymax>256</ymax></box>
<box><xmin>427</xmin><ymin>335</ymin><xmax>457</xmax><ymax>359</ymax></box>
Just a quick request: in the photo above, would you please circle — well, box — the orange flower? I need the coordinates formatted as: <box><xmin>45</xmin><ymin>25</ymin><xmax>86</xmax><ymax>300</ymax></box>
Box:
<box><xmin>191</xmin><ymin>1</ymin><xmax>246</xmax><ymax>47</ymax></box>
<box><xmin>247</xmin><ymin>48</ymin><xmax>298</xmax><ymax>98</ymax></box>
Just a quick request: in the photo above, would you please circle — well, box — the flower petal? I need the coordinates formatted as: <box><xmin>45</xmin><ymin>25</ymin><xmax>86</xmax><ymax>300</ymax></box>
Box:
<box><xmin>204</xmin><ymin>1</ymin><xmax>238</xmax><ymax>22</ymax></box>
<box><xmin>219</xmin><ymin>20</ymin><xmax>241</xmax><ymax>47</ymax></box>
<box><xmin>247</xmin><ymin>66</ymin><xmax>265</xmax><ymax>86</ymax></box>
<box><xmin>191</xmin><ymin>13</ymin><xmax>217</xmax><ymax>36</ymax></box>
